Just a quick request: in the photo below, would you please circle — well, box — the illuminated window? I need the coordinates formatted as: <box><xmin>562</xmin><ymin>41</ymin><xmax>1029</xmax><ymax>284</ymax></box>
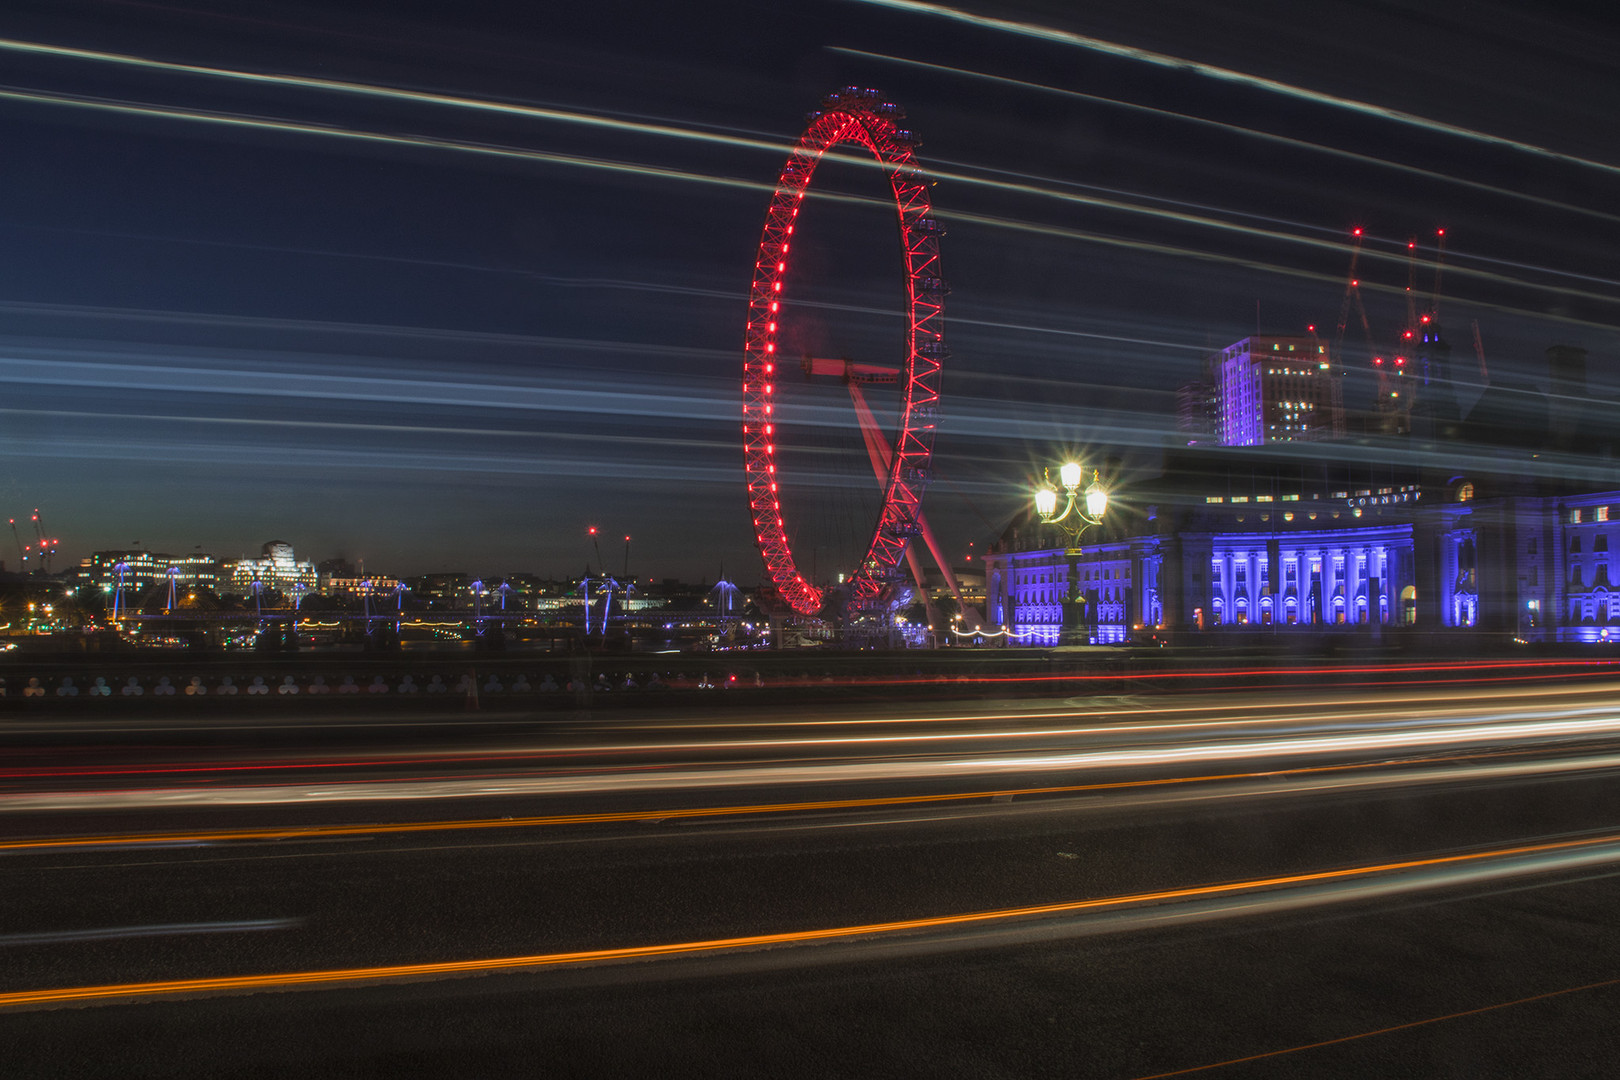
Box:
<box><xmin>1572</xmin><ymin>508</ymin><xmax>1583</xmax><ymax>524</ymax></box>
<box><xmin>1456</xmin><ymin>482</ymin><xmax>1474</xmax><ymax>502</ymax></box>
<box><xmin>1600</xmin><ymin>507</ymin><xmax>1611</xmax><ymax>523</ymax></box>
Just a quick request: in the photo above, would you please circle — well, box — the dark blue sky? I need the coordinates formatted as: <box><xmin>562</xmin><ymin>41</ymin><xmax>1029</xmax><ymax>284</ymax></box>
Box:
<box><xmin>0</xmin><ymin>0</ymin><xmax>1617</xmax><ymax>582</ymax></box>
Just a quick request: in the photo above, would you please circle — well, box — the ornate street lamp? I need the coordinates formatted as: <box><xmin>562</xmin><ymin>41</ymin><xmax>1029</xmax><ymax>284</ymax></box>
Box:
<box><xmin>1034</xmin><ymin>462</ymin><xmax>1108</xmax><ymax>550</ymax></box>
<box><xmin>1033</xmin><ymin>462</ymin><xmax>1110</xmax><ymax>645</ymax></box>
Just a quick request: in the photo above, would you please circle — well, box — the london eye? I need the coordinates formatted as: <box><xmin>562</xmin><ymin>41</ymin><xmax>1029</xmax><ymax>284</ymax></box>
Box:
<box><xmin>741</xmin><ymin>87</ymin><xmax>946</xmax><ymax>618</ymax></box>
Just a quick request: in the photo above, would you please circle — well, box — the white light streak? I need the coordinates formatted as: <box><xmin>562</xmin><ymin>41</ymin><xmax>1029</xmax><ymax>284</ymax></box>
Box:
<box><xmin>851</xmin><ymin>0</ymin><xmax>1620</xmax><ymax>177</ymax></box>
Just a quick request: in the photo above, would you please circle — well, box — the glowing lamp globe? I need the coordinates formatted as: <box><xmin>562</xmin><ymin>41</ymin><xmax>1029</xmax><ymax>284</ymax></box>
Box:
<box><xmin>1059</xmin><ymin>461</ymin><xmax>1083</xmax><ymax>491</ymax></box>
<box><xmin>1085</xmin><ymin>482</ymin><xmax>1108</xmax><ymax>521</ymax></box>
<box><xmin>1035</xmin><ymin>485</ymin><xmax>1058</xmax><ymax>520</ymax></box>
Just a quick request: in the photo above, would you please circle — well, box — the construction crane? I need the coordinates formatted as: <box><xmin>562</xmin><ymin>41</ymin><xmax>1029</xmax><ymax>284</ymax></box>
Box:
<box><xmin>8</xmin><ymin>518</ymin><xmax>25</xmax><ymax>571</ymax></box>
<box><xmin>1333</xmin><ymin>227</ymin><xmax>1375</xmax><ymax>362</ymax></box>
<box><xmin>1334</xmin><ymin>227</ymin><xmax>1405</xmax><ymax>419</ymax></box>
<box><xmin>1429</xmin><ymin>228</ymin><xmax>1448</xmax><ymax>322</ymax></box>
<box><xmin>31</xmin><ymin>509</ymin><xmax>56</xmax><ymax>574</ymax></box>
<box><xmin>1471</xmin><ymin>319</ymin><xmax>1490</xmax><ymax>385</ymax></box>
<box><xmin>1403</xmin><ymin>238</ymin><xmax>1416</xmax><ymax>328</ymax></box>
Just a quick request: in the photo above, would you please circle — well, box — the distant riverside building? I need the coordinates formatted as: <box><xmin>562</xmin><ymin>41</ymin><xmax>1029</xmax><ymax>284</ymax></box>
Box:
<box><xmin>322</xmin><ymin>575</ymin><xmax>402</xmax><ymax>599</ymax></box>
<box><xmin>1212</xmin><ymin>336</ymin><xmax>1344</xmax><ymax>446</ymax></box>
<box><xmin>81</xmin><ymin>550</ymin><xmax>218</xmax><ymax>594</ymax></box>
<box><xmin>983</xmin><ymin>449</ymin><xmax>1620</xmax><ymax>646</ymax></box>
<box><xmin>1175</xmin><ymin>380</ymin><xmax>1216</xmax><ymax>445</ymax></box>
<box><xmin>403</xmin><ymin>573</ymin><xmax>469</xmax><ymax>609</ymax></box>
<box><xmin>221</xmin><ymin>541</ymin><xmax>318</xmax><ymax>595</ymax></box>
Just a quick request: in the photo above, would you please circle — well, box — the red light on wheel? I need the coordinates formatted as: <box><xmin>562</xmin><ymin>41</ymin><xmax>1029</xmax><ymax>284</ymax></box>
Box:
<box><xmin>740</xmin><ymin>93</ymin><xmax>943</xmax><ymax>617</ymax></box>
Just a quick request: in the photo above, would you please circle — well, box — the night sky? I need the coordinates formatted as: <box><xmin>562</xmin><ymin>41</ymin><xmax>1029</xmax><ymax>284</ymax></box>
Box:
<box><xmin>1</xmin><ymin>0</ymin><xmax>1618</xmax><ymax>583</ymax></box>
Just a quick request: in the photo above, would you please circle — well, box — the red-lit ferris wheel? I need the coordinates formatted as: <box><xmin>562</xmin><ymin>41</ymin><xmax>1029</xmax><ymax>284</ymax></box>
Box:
<box><xmin>741</xmin><ymin>88</ymin><xmax>945</xmax><ymax>617</ymax></box>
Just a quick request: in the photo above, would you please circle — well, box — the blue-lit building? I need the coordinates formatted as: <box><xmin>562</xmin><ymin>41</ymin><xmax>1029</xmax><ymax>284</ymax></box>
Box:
<box><xmin>1210</xmin><ymin>335</ymin><xmax>1345</xmax><ymax>446</ymax></box>
<box><xmin>983</xmin><ymin>449</ymin><xmax>1620</xmax><ymax>646</ymax></box>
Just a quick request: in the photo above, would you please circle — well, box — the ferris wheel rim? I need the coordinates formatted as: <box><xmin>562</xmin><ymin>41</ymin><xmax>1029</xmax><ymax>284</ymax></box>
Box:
<box><xmin>741</xmin><ymin>88</ymin><xmax>945</xmax><ymax>617</ymax></box>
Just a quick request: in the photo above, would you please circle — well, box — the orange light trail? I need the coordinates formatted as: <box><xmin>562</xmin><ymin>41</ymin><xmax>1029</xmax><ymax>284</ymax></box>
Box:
<box><xmin>0</xmin><ymin>753</ymin><xmax>1427</xmax><ymax>852</ymax></box>
<box><xmin>6</xmin><ymin>830</ymin><xmax>1620</xmax><ymax>1010</ymax></box>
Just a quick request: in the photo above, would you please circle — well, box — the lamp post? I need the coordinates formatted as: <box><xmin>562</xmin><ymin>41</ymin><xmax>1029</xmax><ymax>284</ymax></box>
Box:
<box><xmin>1034</xmin><ymin>462</ymin><xmax>1109</xmax><ymax>646</ymax></box>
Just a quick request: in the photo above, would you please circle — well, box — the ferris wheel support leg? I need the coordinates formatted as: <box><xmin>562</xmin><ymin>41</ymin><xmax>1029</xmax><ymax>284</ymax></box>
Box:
<box><xmin>850</xmin><ymin>383</ymin><xmax>983</xmax><ymax>634</ymax></box>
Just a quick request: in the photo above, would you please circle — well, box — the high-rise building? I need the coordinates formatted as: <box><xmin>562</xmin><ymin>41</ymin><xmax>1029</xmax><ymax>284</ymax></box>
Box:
<box><xmin>1175</xmin><ymin>380</ymin><xmax>1216</xmax><ymax>445</ymax></box>
<box><xmin>221</xmin><ymin>541</ymin><xmax>319</xmax><ymax>595</ymax></box>
<box><xmin>82</xmin><ymin>550</ymin><xmax>219</xmax><ymax>595</ymax></box>
<box><xmin>1211</xmin><ymin>335</ymin><xmax>1344</xmax><ymax>446</ymax></box>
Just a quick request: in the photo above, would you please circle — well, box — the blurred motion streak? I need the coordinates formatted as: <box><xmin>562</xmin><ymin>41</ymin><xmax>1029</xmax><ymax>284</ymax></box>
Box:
<box><xmin>0</xmin><ymin>919</ymin><xmax>299</xmax><ymax>947</ymax></box>
<box><xmin>8</xmin><ymin>722</ymin><xmax>1620</xmax><ymax>814</ymax></box>
<box><xmin>6</xmin><ymin>831</ymin><xmax>1620</xmax><ymax>1009</ymax></box>
<box><xmin>853</xmin><ymin>1</ymin><xmax>1620</xmax><ymax>176</ymax></box>
<box><xmin>0</xmin><ymin>69</ymin><xmax>1606</xmax><ymax>313</ymax></box>
<box><xmin>834</xmin><ymin>48</ymin><xmax>1620</xmax><ymax>229</ymax></box>
<box><xmin>0</xmin><ymin>753</ymin><xmax>1514</xmax><ymax>850</ymax></box>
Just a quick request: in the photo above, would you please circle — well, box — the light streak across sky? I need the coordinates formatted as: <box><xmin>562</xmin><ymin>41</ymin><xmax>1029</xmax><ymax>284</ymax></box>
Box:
<box><xmin>0</xmin><ymin>85</ymin><xmax>772</xmax><ymax>198</ymax></box>
<box><xmin>0</xmin><ymin>36</ymin><xmax>799</xmax><ymax>158</ymax></box>
<box><xmin>849</xmin><ymin>0</ymin><xmax>1620</xmax><ymax>177</ymax></box>
<box><xmin>831</xmin><ymin>47</ymin><xmax>1620</xmax><ymax>230</ymax></box>
<box><xmin>0</xmin><ymin>45</ymin><xmax>1609</xmax><ymax>315</ymax></box>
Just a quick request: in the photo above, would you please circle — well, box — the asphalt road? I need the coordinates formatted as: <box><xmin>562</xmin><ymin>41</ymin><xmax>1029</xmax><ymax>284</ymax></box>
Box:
<box><xmin>4</xmin><ymin>681</ymin><xmax>1620</xmax><ymax>1077</ymax></box>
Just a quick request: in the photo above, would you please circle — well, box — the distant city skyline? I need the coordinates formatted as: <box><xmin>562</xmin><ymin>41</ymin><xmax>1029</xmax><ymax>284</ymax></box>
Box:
<box><xmin>1</xmin><ymin>2</ymin><xmax>1618</xmax><ymax>583</ymax></box>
